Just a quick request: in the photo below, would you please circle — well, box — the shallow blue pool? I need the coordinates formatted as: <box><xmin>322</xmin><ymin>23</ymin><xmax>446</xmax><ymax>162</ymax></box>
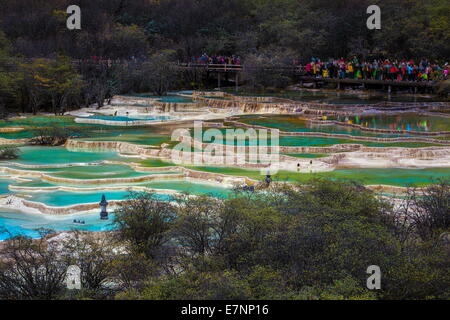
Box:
<box><xmin>29</xmin><ymin>190</ymin><xmax>172</xmax><ymax>207</ymax></box>
<box><xmin>0</xmin><ymin>209</ymin><xmax>116</xmax><ymax>239</ymax></box>
<box><xmin>0</xmin><ymin>146</ymin><xmax>123</xmax><ymax>165</ymax></box>
<box><xmin>0</xmin><ymin>192</ymin><xmax>173</xmax><ymax>239</ymax></box>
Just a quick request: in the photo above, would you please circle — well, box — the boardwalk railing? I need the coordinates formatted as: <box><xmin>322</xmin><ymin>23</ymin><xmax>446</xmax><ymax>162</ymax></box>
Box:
<box><xmin>177</xmin><ymin>63</ymin><xmax>306</xmax><ymax>74</ymax></box>
<box><xmin>177</xmin><ymin>63</ymin><xmax>243</xmax><ymax>72</ymax></box>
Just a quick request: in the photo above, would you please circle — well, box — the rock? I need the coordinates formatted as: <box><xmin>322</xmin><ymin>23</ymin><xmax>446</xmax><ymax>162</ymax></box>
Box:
<box><xmin>302</xmin><ymin>82</ymin><xmax>315</xmax><ymax>88</ymax></box>
<box><xmin>437</xmin><ymin>79</ymin><xmax>450</xmax><ymax>97</ymax></box>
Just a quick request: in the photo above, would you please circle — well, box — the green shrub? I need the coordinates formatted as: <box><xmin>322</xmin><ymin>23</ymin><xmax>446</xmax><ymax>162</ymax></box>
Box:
<box><xmin>0</xmin><ymin>146</ymin><xmax>20</xmax><ymax>159</ymax></box>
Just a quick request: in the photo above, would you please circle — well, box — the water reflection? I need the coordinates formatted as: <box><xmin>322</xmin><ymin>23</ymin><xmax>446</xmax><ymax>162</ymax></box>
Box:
<box><xmin>334</xmin><ymin>114</ymin><xmax>449</xmax><ymax>132</ymax></box>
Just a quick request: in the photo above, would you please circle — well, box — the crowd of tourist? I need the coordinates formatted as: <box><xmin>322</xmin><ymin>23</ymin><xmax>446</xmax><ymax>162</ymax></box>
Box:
<box><xmin>300</xmin><ymin>57</ymin><xmax>449</xmax><ymax>82</ymax></box>
<box><xmin>192</xmin><ymin>53</ymin><xmax>242</xmax><ymax>65</ymax></box>
<box><xmin>187</xmin><ymin>54</ymin><xmax>449</xmax><ymax>82</ymax></box>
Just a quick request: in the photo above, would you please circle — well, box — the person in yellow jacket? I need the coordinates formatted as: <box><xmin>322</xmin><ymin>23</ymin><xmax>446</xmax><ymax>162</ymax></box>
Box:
<box><xmin>347</xmin><ymin>63</ymin><xmax>354</xmax><ymax>79</ymax></box>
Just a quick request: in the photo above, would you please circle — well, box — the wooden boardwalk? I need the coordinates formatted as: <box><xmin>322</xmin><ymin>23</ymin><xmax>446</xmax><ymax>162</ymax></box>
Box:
<box><xmin>179</xmin><ymin>63</ymin><xmax>438</xmax><ymax>92</ymax></box>
<box><xmin>177</xmin><ymin>63</ymin><xmax>243</xmax><ymax>72</ymax></box>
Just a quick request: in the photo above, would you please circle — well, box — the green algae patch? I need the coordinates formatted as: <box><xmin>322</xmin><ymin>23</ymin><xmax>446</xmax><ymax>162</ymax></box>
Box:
<box><xmin>139</xmin><ymin>158</ymin><xmax>176</xmax><ymax>167</ymax></box>
<box><xmin>274</xmin><ymin>168</ymin><xmax>450</xmax><ymax>187</ymax></box>
<box><xmin>0</xmin><ymin>115</ymin><xmax>76</xmax><ymax>127</ymax></box>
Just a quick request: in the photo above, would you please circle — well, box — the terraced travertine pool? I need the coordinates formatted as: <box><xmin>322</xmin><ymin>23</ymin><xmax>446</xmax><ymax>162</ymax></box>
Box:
<box><xmin>28</xmin><ymin>191</ymin><xmax>172</xmax><ymax>207</ymax></box>
<box><xmin>225</xmin><ymin>88</ymin><xmax>446</xmax><ymax>104</ymax></box>
<box><xmin>188</xmin><ymin>166</ymin><xmax>450</xmax><ymax>187</ymax></box>
<box><xmin>0</xmin><ymin>91</ymin><xmax>449</xmax><ymax>239</ymax></box>
<box><xmin>0</xmin><ymin>209</ymin><xmax>116</xmax><ymax>240</ymax></box>
<box><xmin>236</xmin><ymin>114</ymin><xmax>450</xmax><ymax>135</ymax></box>
<box><xmin>6</xmin><ymin>146</ymin><xmax>124</xmax><ymax>165</ymax></box>
<box><xmin>188</xmin><ymin>128</ymin><xmax>445</xmax><ymax>148</ymax></box>
<box><xmin>0</xmin><ymin>178</ymin><xmax>231</xmax><ymax>239</ymax></box>
<box><xmin>0</xmin><ymin>116</ymin><xmax>178</xmax><ymax>141</ymax></box>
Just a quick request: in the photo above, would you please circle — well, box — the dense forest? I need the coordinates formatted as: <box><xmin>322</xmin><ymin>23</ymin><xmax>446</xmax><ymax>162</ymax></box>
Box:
<box><xmin>0</xmin><ymin>0</ymin><xmax>449</xmax><ymax>114</ymax></box>
<box><xmin>1</xmin><ymin>0</ymin><xmax>449</xmax><ymax>60</ymax></box>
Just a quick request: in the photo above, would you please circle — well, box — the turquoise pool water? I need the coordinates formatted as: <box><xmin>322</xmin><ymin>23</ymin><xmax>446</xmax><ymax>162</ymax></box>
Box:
<box><xmin>29</xmin><ymin>190</ymin><xmax>172</xmax><ymax>207</ymax></box>
<box><xmin>157</xmin><ymin>96</ymin><xmax>193</xmax><ymax>103</ymax></box>
<box><xmin>188</xmin><ymin>128</ymin><xmax>441</xmax><ymax>148</ymax></box>
<box><xmin>1</xmin><ymin>163</ymin><xmax>166</xmax><ymax>181</ymax></box>
<box><xmin>84</xmin><ymin>115</ymin><xmax>173</xmax><ymax>122</ymax></box>
<box><xmin>168</xmin><ymin>91</ymin><xmax>194</xmax><ymax>95</ymax></box>
<box><xmin>2</xmin><ymin>146</ymin><xmax>124</xmax><ymax>165</ymax></box>
<box><xmin>0</xmin><ymin>192</ymin><xmax>175</xmax><ymax>239</ymax></box>
<box><xmin>275</xmin><ymin>168</ymin><xmax>450</xmax><ymax>186</ymax></box>
<box><xmin>84</xmin><ymin>134</ymin><xmax>171</xmax><ymax>146</ymax></box>
<box><xmin>9</xmin><ymin>180</ymin><xmax>57</xmax><ymax>188</ymax></box>
<box><xmin>78</xmin><ymin>126</ymin><xmax>176</xmax><ymax>141</ymax></box>
<box><xmin>236</xmin><ymin>115</ymin><xmax>413</xmax><ymax>137</ymax></box>
<box><xmin>0</xmin><ymin>130</ymin><xmax>34</xmax><ymax>139</ymax></box>
<box><xmin>0</xmin><ymin>117</ymin><xmax>167</xmax><ymax>140</ymax></box>
<box><xmin>144</xmin><ymin>180</ymin><xmax>232</xmax><ymax>198</ymax></box>
<box><xmin>44</xmin><ymin>164</ymin><xmax>153</xmax><ymax>180</ymax></box>
<box><xmin>0</xmin><ymin>179</ymin><xmax>13</xmax><ymax>195</ymax></box>
<box><xmin>8</xmin><ymin>177</ymin><xmax>230</xmax><ymax>198</ymax></box>
<box><xmin>124</xmin><ymin>94</ymin><xmax>194</xmax><ymax>103</ymax></box>
<box><xmin>278</xmin><ymin>136</ymin><xmax>441</xmax><ymax>148</ymax></box>
<box><xmin>8</xmin><ymin>179</ymin><xmax>230</xmax><ymax>205</ymax></box>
